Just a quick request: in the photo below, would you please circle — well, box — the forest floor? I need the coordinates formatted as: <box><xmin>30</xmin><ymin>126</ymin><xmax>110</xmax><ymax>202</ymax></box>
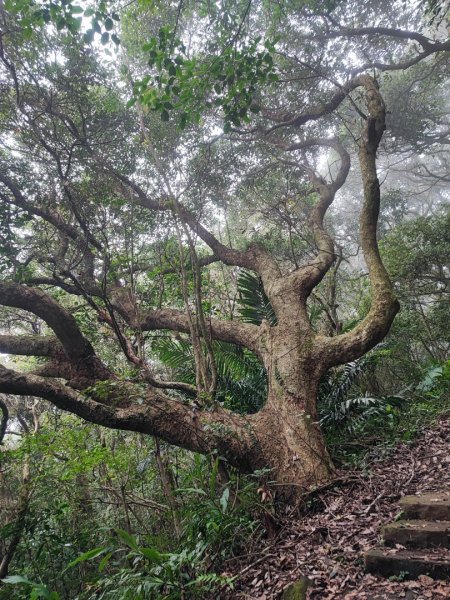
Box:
<box><xmin>223</xmin><ymin>417</ymin><xmax>450</xmax><ymax>599</ymax></box>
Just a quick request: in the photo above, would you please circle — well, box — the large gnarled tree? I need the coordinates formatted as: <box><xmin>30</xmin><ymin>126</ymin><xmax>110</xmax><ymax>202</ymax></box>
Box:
<box><xmin>0</xmin><ymin>0</ymin><xmax>448</xmax><ymax>499</ymax></box>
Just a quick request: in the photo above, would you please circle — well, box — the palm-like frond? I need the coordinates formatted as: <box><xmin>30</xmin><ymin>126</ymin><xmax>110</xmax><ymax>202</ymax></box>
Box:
<box><xmin>319</xmin><ymin>394</ymin><xmax>404</xmax><ymax>433</ymax></box>
<box><xmin>237</xmin><ymin>271</ymin><xmax>277</xmax><ymax>326</ymax></box>
<box><xmin>152</xmin><ymin>338</ymin><xmax>196</xmax><ymax>384</ymax></box>
<box><xmin>318</xmin><ymin>345</ymin><xmax>405</xmax><ymax>433</ymax></box>
<box><xmin>213</xmin><ymin>342</ymin><xmax>260</xmax><ymax>380</ymax></box>
<box><xmin>318</xmin><ymin>354</ymin><xmax>374</xmax><ymax>408</ymax></box>
<box><xmin>152</xmin><ymin>337</ymin><xmax>267</xmax><ymax>414</ymax></box>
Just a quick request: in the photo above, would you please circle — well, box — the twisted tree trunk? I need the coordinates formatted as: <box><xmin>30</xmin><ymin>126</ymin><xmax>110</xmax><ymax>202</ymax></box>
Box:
<box><xmin>0</xmin><ymin>75</ymin><xmax>400</xmax><ymax>505</ymax></box>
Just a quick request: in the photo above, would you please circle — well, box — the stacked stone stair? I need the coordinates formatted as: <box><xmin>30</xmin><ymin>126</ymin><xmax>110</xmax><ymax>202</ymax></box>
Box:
<box><xmin>365</xmin><ymin>491</ymin><xmax>450</xmax><ymax>579</ymax></box>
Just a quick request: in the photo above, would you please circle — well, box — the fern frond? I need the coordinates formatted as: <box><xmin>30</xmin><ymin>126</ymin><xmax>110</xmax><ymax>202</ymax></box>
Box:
<box><xmin>237</xmin><ymin>271</ymin><xmax>277</xmax><ymax>326</ymax></box>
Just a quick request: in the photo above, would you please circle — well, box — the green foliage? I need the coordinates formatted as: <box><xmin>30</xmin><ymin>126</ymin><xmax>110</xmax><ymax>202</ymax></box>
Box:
<box><xmin>237</xmin><ymin>270</ymin><xmax>277</xmax><ymax>326</ymax></box>
<box><xmin>5</xmin><ymin>0</ymin><xmax>120</xmax><ymax>43</ymax></box>
<box><xmin>381</xmin><ymin>208</ymin><xmax>450</xmax><ymax>294</ymax></box>
<box><xmin>324</xmin><ymin>354</ymin><xmax>450</xmax><ymax>465</ymax></box>
<box><xmin>152</xmin><ymin>336</ymin><xmax>267</xmax><ymax>413</ymax></box>
<box><xmin>214</xmin><ymin>343</ymin><xmax>267</xmax><ymax>413</ymax></box>
<box><xmin>1</xmin><ymin>417</ymin><xmax>266</xmax><ymax>600</ymax></box>
<box><xmin>417</xmin><ymin>360</ymin><xmax>450</xmax><ymax>398</ymax></box>
<box><xmin>152</xmin><ymin>337</ymin><xmax>195</xmax><ymax>383</ymax></box>
<box><xmin>177</xmin><ymin>456</ymin><xmax>265</xmax><ymax>559</ymax></box>
<box><xmin>319</xmin><ymin>348</ymin><xmax>406</xmax><ymax>435</ymax></box>
<box><xmin>1</xmin><ymin>2</ymin><xmax>448</xmax><ymax>597</ymax></box>
<box><xmin>380</xmin><ymin>208</ymin><xmax>450</xmax><ymax>367</ymax></box>
<box><xmin>131</xmin><ymin>26</ymin><xmax>279</xmax><ymax>129</ymax></box>
<box><xmin>72</xmin><ymin>459</ymin><xmax>264</xmax><ymax>599</ymax></box>
<box><xmin>82</xmin><ymin>377</ymin><xmax>151</xmax><ymax>407</ymax></box>
<box><xmin>423</xmin><ymin>0</ymin><xmax>449</xmax><ymax>25</ymax></box>
<box><xmin>0</xmin><ymin>192</ymin><xmax>33</xmax><ymax>277</ymax></box>
<box><xmin>68</xmin><ymin>540</ymin><xmax>235</xmax><ymax>599</ymax></box>
<box><xmin>65</xmin><ymin>546</ymin><xmax>108</xmax><ymax>569</ymax></box>
<box><xmin>1</xmin><ymin>576</ymin><xmax>60</xmax><ymax>600</ymax></box>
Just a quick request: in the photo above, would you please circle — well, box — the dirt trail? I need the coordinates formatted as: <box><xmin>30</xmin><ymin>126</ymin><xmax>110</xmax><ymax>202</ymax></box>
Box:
<box><xmin>225</xmin><ymin>418</ymin><xmax>450</xmax><ymax>599</ymax></box>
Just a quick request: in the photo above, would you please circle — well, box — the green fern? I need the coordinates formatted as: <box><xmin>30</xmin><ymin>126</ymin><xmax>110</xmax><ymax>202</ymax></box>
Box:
<box><xmin>152</xmin><ymin>338</ymin><xmax>196</xmax><ymax>385</ymax></box>
<box><xmin>152</xmin><ymin>337</ymin><xmax>267</xmax><ymax>414</ymax></box>
<box><xmin>237</xmin><ymin>271</ymin><xmax>277</xmax><ymax>326</ymax></box>
<box><xmin>318</xmin><ymin>348</ymin><xmax>405</xmax><ymax>433</ymax></box>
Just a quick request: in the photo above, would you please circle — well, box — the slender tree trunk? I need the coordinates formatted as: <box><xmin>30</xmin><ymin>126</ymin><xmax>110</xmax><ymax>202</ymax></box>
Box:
<box><xmin>0</xmin><ymin>459</ymin><xmax>31</xmax><ymax>579</ymax></box>
<box><xmin>155</xmin><ymin>438</ymin><xmax>181</xmax><ymax>539</ymax></box>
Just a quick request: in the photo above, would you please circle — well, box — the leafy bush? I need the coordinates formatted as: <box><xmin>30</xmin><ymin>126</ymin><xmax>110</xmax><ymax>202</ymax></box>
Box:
<box><xmin>64</xmin><ymin>529</ymin><xmax>235</xmax><ymax>600</ymax></box>
<box><xmin>72</xmin><ymin>462</ymin><xmax>263</xmax><ymax>599</ymax></box>
<box><xmin>1</xmin><ymin>454</ymin><xmax>265</xmax><ymax>600</ymax></box>
<box><xmin>319</xmin><ymin>350</ymin><xmax>405</xmax><ymax>435</ymax></box>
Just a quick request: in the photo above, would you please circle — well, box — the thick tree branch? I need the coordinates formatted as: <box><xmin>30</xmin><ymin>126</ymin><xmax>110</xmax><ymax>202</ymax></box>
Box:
<box><xmin>110</xmin><ymin>289</ymin><xmax>261</xmax><ymax>355</ymax></box>
<box><xmin>0</xmin><ymin>334</ymin><xmax>62</xmax><ymax>357</ymax></box>
<box><xmin>264</xmin><ymin>29</ymin><xmax>449</xmax><ymax>132</ymax></box>
<box><xmin>24</xmin><ymin>277</ymin><xmax>89</xmax><ymax>295</ymax></box>
<box><xmin>321</xmin><ymin>26</ymin><xmax>436</xmax><ymax>48</ymax></box>
<box><xmin>317</xmin><ymin>76</ymin><xmax>400</xmax><ymax>368</ymax></box>
<box><xmin>96</xmin><ymin>307</ymin><xmax>197</xmax><ymax>395</ymax></box>
<box><xmin>137</xmin><ymin>308</ymin><xmax>261</xmax><ymax>355</ymax></box>
<box><xmin>352</xmin><ymin>45</ymin><xmax>450</xmax><ymax>74</ymax></box>
<box><xmin>263</xmin><ymin>75</ymin><xmax>366</xmax><ymax>131</ymax></box>
<box><xmin>316</xmin><ymin>23</ymin><xmax>450</xmax><ymax>73</ymax></box>
<box><xmin>0</xmin><ymin>281</ymin><xmax>93</xmax><ymax>361</ymax></box>
<box><xmin>282</xmin><ymin>138</ymin><xmax>350</xmax><ymax>296</ymax></box>
<box><xmin>137</xmin><ymin>308</ymin><xmax>259</xmax><ymax>350</ymax></box>
<box><xmin>128</xmin><ymin>254</ymin><xmax>219</xmax><ymax>276</ymax></box>
<box><xmin>0</xmin><ymin>364</ymin><xmax>256</xmax><ymax>469</ymax></box>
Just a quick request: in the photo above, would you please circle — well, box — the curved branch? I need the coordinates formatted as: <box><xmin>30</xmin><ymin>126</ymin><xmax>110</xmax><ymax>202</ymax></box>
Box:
<box><xmin>0</xmin><ymin>281</ymin><xmax>99</xmax><ymax>364</ymax></box>
<box><xmin>145</xmin><ymin>377</ymin><xmax>197</xmax><ymax>394</ymax></box>
<box><xmin>113</xmin><ymin>173</ymin><xmax>282</xmax><ymax>285</ymax></box>
<box><xmin>317</xmin><ymin>76</ymin><xmax>399</xmax><ymax>368</ymax></box>
<box><xmin>110</xmin><ymin>289</ymin><xmax>261</xmax><ymax>355</ymax></box>
<box><xmin>0</xmin><ymin>173</ymin><xmax>93</xmax><ymax>251</ymax></box>
<box><xmin>96</xmin><ymin>306</ymin><xmax>197</xmax><ymax>395</ymax></box>
<box><xmin>283</xmin><ymin>138</ymin><xmax>350</xmax><ymax>296</ymax></box>
<box><xmin>109</xmin><ymin>173</ymin><xmax>254</xmax><ymax>271</ymax></box>
<box><xmin>322</xmin><ymin>26</ymin><xmax>436</xmax><ymax>48</ymax></box>
<box><xmin>138</xmin><ymin>309</ymin><xmax>261</xmax><ymax>355</ymax></box>
<box><xmin>352</xmin><ymin>44</ymin><xmax>450</xmax><ymax>75</ymax></box>
<box><xmin>263</xmin><ymin>75</ymin><xmax>366</xmax><ymax>132</ymax></box>
<box><xmin>315</xmin><ymin>23</ymin><xmax>450</xmax><ymax>73</ymax></box>
<box><xmin>26</xmin><ymin>276</ymin><xmax>102</xmax><ymax>296</ymax></box>
<box><xmin>264</xmin><ymin>29</ymin><xmax>449</xmax><ymax>131</ymax></box>
<box><xmin>129</xmin><ymin>253</ymin><xmax>219</xmax><ymax>276</ymax></box>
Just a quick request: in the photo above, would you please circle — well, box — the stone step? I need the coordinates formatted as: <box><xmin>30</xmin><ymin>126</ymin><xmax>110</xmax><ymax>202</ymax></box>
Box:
<box><xmin>365</xmin><ymin>547</ymin><xmax>450</xmax><ymax>579</ymax></box>
<box><xmin>400</xmin><ymin>491</ymin><xmax>450</xmax><ymax>521</ymax></box>
<box><xmin>383</xmin><ymin>520</ymin><xmax>450</xmax><ymax>548</ymax></box>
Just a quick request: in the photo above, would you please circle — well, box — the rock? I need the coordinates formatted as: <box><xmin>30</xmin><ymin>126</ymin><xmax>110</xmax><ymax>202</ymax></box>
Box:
<box><xmin>281</xmin><ymin>576</ymin><xmax>310</xmax><ymax>600</ymax></box>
